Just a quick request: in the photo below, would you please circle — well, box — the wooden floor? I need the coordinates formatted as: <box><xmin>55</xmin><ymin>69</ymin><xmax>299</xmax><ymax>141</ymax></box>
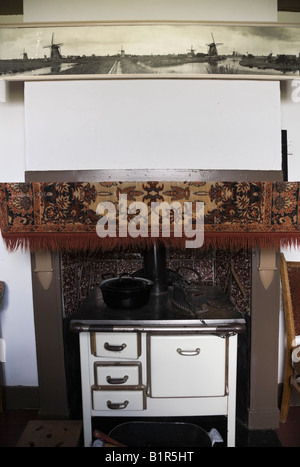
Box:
<box><xmin>0</xmin><ymin>407</ymin><xmax>299</xmax><ymax>447</ymax></box>
<box><xmin>0</xmin><ymin>409</ymin><xmax>39</xmax><ymax>448</ymax></box>
<box><xmin>276</xmin><ymin>406</ymin><xmax>300</xmax><ymax>448</ymax></box>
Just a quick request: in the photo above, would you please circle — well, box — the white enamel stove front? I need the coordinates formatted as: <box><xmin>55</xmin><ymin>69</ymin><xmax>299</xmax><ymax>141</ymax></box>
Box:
<box><xmin>79</xmin><ymin>329</ymin><xmax>238</xmax><ymax>447</ymax></box>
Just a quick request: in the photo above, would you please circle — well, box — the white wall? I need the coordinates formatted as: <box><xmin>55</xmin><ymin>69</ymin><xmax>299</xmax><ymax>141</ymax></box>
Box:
<box><xmin>278</xmin><ymin>12</ymin><xmax>300</xmax><ymax>23</ymax></box>
<box><xmin>0</xmin><ymin>249</ymin><xmax>37</xmax><ymax>386</ymax></box>
<box><xmin>278</xmin><ymin>80</ymin><xmax>300</xmax><ymax>383</ymax></box>
<box><xmin>24</xmin><ymin>0</ymin><xmax>278</xmax><ymax>22</ymax></box>
<box><xmin>278</xmin><ymin>13</ymin><xmax>300</xmax><ymax>259</ymax></box>
<box><xmin>0</xmin><ymin>82</ymin><xmax>38</xmax><ymax>386</ymax></box>
<box><xmin>0</xmin><ymin>0</ymin><xmax>280</xmax><ymax>389</ymax></box>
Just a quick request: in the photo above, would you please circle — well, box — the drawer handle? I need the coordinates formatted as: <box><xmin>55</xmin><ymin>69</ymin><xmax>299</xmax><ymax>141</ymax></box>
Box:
<box><xmin>106</xmin><ymin>375</ymin><xmax>129</xmax><ymax>385</ymax></box>
<box><xmin>177</xmin><ymin>348</ymin><xmax>200</xmax><ymax>356</ymax></box>
<box><xmin>107</xmin><ymin>400</ymin><xmax>129</xmax><ymax>410</ymax></box>
<box><xmin>104</xmin><ymin>342</ymin><xmax>127</xmax><ymax>352</ymax></box>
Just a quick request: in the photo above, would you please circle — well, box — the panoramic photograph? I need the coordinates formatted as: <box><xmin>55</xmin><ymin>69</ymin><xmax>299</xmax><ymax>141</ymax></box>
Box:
<box><xmin>0</xmin><ymin>22</ymin><xmax>300</xmax><ymax>78</ymax></box>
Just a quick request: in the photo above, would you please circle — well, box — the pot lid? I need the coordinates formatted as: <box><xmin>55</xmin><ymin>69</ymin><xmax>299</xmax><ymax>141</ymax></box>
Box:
<box><xmin>100</xmin><ymin>274</ymin><xmax>152</xmax><ymax>291</ymax></box>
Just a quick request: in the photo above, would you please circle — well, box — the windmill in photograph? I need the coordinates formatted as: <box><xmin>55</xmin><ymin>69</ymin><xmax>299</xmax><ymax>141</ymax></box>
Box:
<box><xmin>21</xmin><ymin>49</ymin><xmax>28</xmax><ymax>60</ymax></box>
<box><xmin>187</xmin><ymin>45</ymin><xmax>196</xmax><ymax>57</ymax></box>
<box><xmin>118</xmin><ymin>45</ymin><xmax>125</xmax><ymax>58</ymax></box>
<box><xmin>44</xmin><ymin>34</ymin><xmax>63</xmax><ymax>61</ymax></box>
<box><xmin>206</xmin><ymin>33</ymin><xmax>223</xmax><ymax>59</ymax></box>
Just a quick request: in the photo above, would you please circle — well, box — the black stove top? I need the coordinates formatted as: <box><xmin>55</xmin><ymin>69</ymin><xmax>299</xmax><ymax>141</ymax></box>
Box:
<box><xmin>70</xmin><ymin>285</ymin><xmax>245</xmax><ymax>330</ymax></box>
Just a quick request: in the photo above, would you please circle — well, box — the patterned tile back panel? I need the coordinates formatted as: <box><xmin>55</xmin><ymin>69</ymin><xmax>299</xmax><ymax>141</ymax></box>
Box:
<box><xmin>61</xmin><ymin>248</ymin><xmax>251</xmax><ymax>316</ymax></box>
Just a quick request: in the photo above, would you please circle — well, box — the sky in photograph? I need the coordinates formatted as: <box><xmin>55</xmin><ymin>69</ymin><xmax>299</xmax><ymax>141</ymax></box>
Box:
<box><xmin>0</xmin><ymin>23</ymin><xmax>300</xmax><ymax>59</ymax></box>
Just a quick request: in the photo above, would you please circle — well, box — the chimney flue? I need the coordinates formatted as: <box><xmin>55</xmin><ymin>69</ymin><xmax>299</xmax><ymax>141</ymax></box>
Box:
<box><xmin>143</xmin><ymin>244</ymin><xmax>168</xmax><ymax>295</ymax></box>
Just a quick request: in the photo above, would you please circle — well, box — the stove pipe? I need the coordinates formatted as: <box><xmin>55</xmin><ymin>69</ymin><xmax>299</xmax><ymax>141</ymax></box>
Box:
<box><xmin>143</xmin><ymin>244</ymin><xmax>168</xmax><ymax>295</ymax></box>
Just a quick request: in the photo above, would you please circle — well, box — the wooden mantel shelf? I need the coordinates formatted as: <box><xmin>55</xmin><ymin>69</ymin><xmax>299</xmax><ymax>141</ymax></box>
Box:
<box><xmin>0</xmin><ymin>72</ymin><xmax>293</xmax><ymax>103</ymax></box>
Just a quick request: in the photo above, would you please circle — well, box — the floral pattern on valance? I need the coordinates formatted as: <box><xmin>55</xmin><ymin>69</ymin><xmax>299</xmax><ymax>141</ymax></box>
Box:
<box><xmin>0</xmin><ymin>181</ymin><xmax>299</xmax><ymax>252</ymax></box>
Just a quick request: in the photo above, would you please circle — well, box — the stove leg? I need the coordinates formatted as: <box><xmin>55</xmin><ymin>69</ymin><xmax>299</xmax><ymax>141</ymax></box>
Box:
<box><xmin>79</xmin><ymin>332</ymin><xmax>93</xmax><ymax>447</ymax></box>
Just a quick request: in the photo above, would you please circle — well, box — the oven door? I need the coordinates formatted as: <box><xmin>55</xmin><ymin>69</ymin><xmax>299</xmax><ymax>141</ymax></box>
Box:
<box><xmin>147</xmin><ymin>334</ymin><xmax>227</xmax><ymax>398</ymax></box>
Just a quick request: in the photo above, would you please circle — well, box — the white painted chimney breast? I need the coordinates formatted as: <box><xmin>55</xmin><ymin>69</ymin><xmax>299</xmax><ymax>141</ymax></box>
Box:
<box><xmin>25</xmin><ymin>79</ymin><xmax>281</xmax><ymax>171</ymax></box>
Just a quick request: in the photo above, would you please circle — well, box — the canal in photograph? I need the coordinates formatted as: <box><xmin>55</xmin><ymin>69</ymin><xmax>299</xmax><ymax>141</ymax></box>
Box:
<box><xmin>2</xmin><ymin>63</ymin><xmax>76</xmax><ymax>77</ymax></box>
<box><xmin>2</xmin><ymin>57</ymin><xmax>300</xmax><ymax>77</ymax></box>
<box><xmin>153</xmin><ymin>58</ymin><xmax>300</xmax><ymax>76</ymax></box>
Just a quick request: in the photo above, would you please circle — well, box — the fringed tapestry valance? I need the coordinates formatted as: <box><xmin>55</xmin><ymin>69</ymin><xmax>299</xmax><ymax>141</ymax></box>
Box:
<box><xmin>0</xmin><ymin>181</ymin><xmax>299</xmax><ymax>252</ymax></box>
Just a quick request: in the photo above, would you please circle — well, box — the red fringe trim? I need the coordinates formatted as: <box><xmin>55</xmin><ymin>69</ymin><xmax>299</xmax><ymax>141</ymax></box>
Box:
<box><xmin>3</xmin><ymin>231</ymin><xmax>300</xmax><ymax>252</ymax></box>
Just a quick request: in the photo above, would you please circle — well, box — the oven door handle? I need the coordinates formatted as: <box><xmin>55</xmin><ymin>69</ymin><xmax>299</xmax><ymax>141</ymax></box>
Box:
<box><xmin>177</xmin><ymin>347</ymin><xmax>201</xmax><ymax>356</ymax></box>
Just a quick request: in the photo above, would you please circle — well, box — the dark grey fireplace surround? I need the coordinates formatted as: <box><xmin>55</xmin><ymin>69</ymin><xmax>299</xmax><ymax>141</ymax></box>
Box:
<box><xmin>23</xmin><ymin>169</ymin><xmax>282</xmax><ymax>431</ymax></box>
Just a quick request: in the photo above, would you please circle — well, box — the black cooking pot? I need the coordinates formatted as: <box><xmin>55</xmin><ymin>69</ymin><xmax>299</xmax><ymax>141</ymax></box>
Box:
<box><xmin>100</xmin><ymin>273</ymin><xmax>153</xmax><ymax>309</ymax></box>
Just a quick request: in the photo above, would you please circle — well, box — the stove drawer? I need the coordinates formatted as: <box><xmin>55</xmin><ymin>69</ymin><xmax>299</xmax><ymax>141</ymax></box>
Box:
<box><xmin>91</xmin><ymin>332</ymin><xmax>141</xmax><ymax>359</ymax></box>
<box><xmin>148</xmin><ymin>334</ymin><xmax>226</xmax><ymax>398</ymax></box>
<box><xmin>94</xmin><ymin>362</ymin><xmax>141</xmax><ymax>388</ymax></box>
<box><xmin>92</xmin><ymin>388</ymin><xmax>146</xmax><ymax>411</ymax></box>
